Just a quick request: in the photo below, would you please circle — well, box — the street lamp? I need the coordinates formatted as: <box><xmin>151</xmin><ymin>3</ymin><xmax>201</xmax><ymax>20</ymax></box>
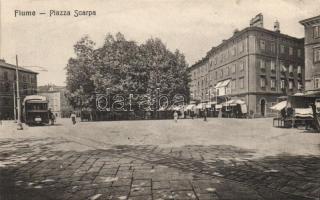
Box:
<box><xmin>106</xmin><ymin>88</ymin><xmax>110</xmax><ymax>111</ymax></box>
<box><xmin>156</xmin><ymin>87</ymin><xmax>160</xmax><ymax>119</ymax></box>
<box><xmin>12</xmin><ymin>83</ymin><xmax>16</xmax><ymax>123</ymax></box>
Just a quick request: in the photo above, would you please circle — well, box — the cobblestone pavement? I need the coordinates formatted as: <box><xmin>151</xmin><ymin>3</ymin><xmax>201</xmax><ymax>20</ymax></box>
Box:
<box><xmin>0</xmin><ymin>137</ymin><xmax>320</xmax><ymax>200</ymax></box>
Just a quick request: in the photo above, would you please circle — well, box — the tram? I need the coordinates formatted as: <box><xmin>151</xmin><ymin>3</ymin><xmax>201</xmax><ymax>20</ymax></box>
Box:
<box><xmin>23</xmin><ymin>95</ymin><xmax>50</xmax><ymax>125</ymax></box>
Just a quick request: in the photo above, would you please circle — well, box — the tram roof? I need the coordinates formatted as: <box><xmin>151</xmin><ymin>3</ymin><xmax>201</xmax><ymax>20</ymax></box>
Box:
<box><xmin>23</xmin><ymin>95</ymin><xmax>48</xmax><ymax>103</ymax></box>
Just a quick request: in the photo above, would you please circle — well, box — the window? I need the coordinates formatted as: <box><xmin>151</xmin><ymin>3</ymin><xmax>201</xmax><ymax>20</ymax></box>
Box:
<box><xmin>297</xmin><ymin>49</ymin><xmax>302</xmax><ymax>57</ymax></box>
<box><xmin>289</xmin><ymin>47</ymin><xmax>293</xmax><ymax>55</ymax></box>
<box><xmin>239</xmin><ymin>61</ymin><xmax>244</xmax><ymax>71</ymax></box>
<box><xmin>280</xmin><ymin>80</ymin><xmax>285</xmax><ymax>89</ymax></box>
<box><xmin>271</xmin><ymin>79</ymin><xmax>276</xmax><ymax>89</ymax></box>
<box><xmin>271</xmin><ymin>43</ymin><xmax>276</xmax><ymax>53</ymax></box>
<box><xmin>223</xmin><ymin>52</ymin><xmax>227</xmax><ymax>61</ymax></box>
<box><xmin>260</xmin><ymin>40</ymin><xmax>265</xmax><ymax>50</ymax></box>
<box><xmin>5</xmin><ymin>82</ymin><xmax>10</xmax><ymax>92</ymax></box>
<box><xmin>231</xmin><ymin>79</ymin><xmax>236</xmax><ymax>89</ymax></box>
<box><xmin>289</xmin><ymin>80</ymin><xmax>293</xmax><ymax>90</ymax></box>
<box><xmin>239</xmin><ymin>77</ymin><xmax>244</xmax><ymax>89</ymax></box>
<box><xmin>280</xmin><ymin>62</ymin><xmax>286</xmax><ymax>73</ymax></box>
<box><xmin>239</xmin><ymin>41</ymin><xmax>244</xmax><ymax>53</ymax></box>
<box><xmin>297</xmin><ymin>66</ymin><xmax>302</xmax><ymax>74</ymax></box>
<box><xmin>289</xmin><ymin>64</ymin><xmax>293</xmax><ymax>73</ymax></box>
<box><xmin>215</xmin><ymin>71</ymin><xmax>218</xmax><ymax>79</ymax></box>
<box><xmin>260</xmin><ymin>77</ymin><xmax>266</xmax><ymax>88</ymax></box>
<box><xmin>271</xmin><ymin>60</ymin><xmax>276</xmax><ymax>71</ymax></box>
<box><xmin>231</xmin><ymin>64</ymin><xmax>236</xmax><ymax>73</ymax></box>
<box><xmin>298</xmin><ymin>81</ymin><xmax>302</xmax><ymax>90</ymax></box>
<box><xmin>280</xmin><ymin>45</ymin><xmax>285</xmax><ymax>54</ymax></box>
<box><xmin>220</xmin><ymin>69</ymin><xmax>223</xmax><ymax>78</ymax></box>
<box><xmin>315</xmin><ymin>77</ymin><xmax>320</xmax><ymax>89</ymax></box>
<box><xmin>226</xmin><ymin>66</ymin><xmax>230</xmax><ymax>76</ymax></box>
<box><xmin>314</xmin><ymin>26</ymin><xmax>320</xmax><ymax>39</ymax></box>
<box><xmin>259</xmin><ymin>59</ymin><xmax>265</xmax><ymax>70</ymax></box>
<box><xmin>3</xmin><ymin>71</ymin><xmax>8</xmax><ymax>80</ymax></box>
<box><xmin>231</xmin><ymin>46</ymin><xmax>236</xmax><ymax>56</ymax></box>
<box><xmin>314</xmin><ymin>48</ymin><xmax>320</xmax><ymax>63</ymax></box>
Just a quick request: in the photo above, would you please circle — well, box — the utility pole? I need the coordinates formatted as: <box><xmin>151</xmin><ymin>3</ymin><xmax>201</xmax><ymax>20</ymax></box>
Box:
<box><xmin>0</xmin><ymin>0</ymin><xmax>2</xmax><ymax>58</ymax></box>
<box><xmin>13</xmin><ymin>82</ymin><xmax>16</xmax><ymax>123</ymax></box>
<box><xmin>16</xmin><ymin>55</ymin><xmax>23</xmax><ymax>130</ymax></box>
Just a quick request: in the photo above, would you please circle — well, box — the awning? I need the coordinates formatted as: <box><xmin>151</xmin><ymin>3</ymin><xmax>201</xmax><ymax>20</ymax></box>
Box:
<box><xmin>172</xmin><ymin>106</ymin><xmax>181</xmax><ymax>111</ymax></box>
<box><xmin>294</xmin><ymin>108</ymin><xmax>313</xmax><ymax>118</ymax></box>
<box><xmin>207</xmin><ymin>101</ymin><xmax>217</xmax><ymax>105</ymax></box>
<box><xmin>224</xmin><ymin>99</ymin><xmax>245</xmax><ymax>106</ymax></box>
<box><xmin>196</xmin><ymin>103</ymin><xmax>204</xmax><ymax>109</ymax></box>
<box><xmin>215</xmin><ymin>79</ymin><xmax>231</xmax><ymax>88</ymax></box>
<box><xmin>186</xmin><ymin>104</ymin><xmax>195</xmax><ymax>110</ymax></box>
<box><xmin>234</xmin><ymin>99</ymin><xmax>246</xmax><ymax>105</ymax></box>
<box><xmin>277</xmin><ymin>96</ymin><xmax>288</xmax><ymax>100</ymax></box>
<box><xmin>293</xmin><ymin>92</ymin><xmax>304</xmax><ymax>96</ymax></box>
<box><xmin>270</xmin><ymin>101</ymin><xmax>287</xmax><ymax>111</ymax></box>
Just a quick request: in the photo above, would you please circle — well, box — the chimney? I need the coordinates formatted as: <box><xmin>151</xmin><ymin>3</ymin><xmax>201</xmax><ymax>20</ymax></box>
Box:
<box><xmin>233</xmin><ymin>28</ymin><xmax>239</xmax><ymax>35</ymax></box>
<box><xmin>274</xmin><ymin>20</ymin><xmax>280</xmax><ymax>33</ymax></box>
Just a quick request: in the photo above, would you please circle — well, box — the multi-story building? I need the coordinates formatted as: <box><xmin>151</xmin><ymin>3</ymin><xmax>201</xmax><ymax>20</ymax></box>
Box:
<box><xmin>38</xmin><ymin>85</ymin><xmax>73</xmax><ymax>117</ymax></box>
<box><xmin>300</xmin><ymin>15</ymin><xmax>320</xmax><ymax>91</ymax></box>
<box><xmin>189</xmin><ymin>15</ymin><xmax>304</xmax><ymax>117</ymax></box>
<box><xmin>0</xmin><ymin>59</ymin><xmax>37</xmax><ymax>119</ymax></box>
<box><xmin>39</xmin><ymin>90</ymin><xmax>61</xmax><ymax>117</ymax></box>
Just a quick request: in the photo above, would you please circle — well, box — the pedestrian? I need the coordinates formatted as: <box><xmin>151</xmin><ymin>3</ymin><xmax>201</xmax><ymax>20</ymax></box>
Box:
<box><xmin>204</xmin><ymin>108</ymin><xmax>207</xmax><ymax>121</ymax></box>
<box><xmin>71</xmin><ymin>112</ymin><xmax>77</xmax><ymax>125</ymax></box>
<box><xmin>173</xmin><ymin>111</ymin><xmax>178</xmax><ymax>123</ymax></box>
<box><xmin>48</xmin><ymin>108</ymin><xmax>54</xmax><ymax>125</ymax></box>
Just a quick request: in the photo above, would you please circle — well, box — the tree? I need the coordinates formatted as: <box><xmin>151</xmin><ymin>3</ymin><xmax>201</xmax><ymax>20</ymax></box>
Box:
<box><xmin>65</xmin><ymin>33</ymin><xmax>190</xmax><ymax>111</ymax></box>
<box><xmin>65</xmin><ymin>35</ymin><xmax>95</xmax><ymax>109</ymax></box>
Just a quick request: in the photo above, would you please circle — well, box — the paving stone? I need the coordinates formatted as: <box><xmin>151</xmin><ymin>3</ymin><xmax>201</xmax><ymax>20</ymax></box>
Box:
<box><xmin>1</xmin><ymin>137</ymin><xmax>319</xmax><ymax>200</ymax></box>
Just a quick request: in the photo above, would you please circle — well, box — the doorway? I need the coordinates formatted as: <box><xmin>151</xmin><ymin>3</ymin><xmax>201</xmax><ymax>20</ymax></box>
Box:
<box><xmin>260</xmin><ymin>99</ymin><xmax>266</xmax><ymax>117</ymax></box>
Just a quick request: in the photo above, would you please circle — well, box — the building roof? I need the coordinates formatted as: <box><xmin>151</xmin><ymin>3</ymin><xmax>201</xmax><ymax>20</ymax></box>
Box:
<box><xmin>37</xmin><ymin>85</ymin><xmax>66</xmax><ymax>93</ymax></box>
<box><xmin>189</xmin><ymin>26</ymin><xmax>304</xmax><ymax>70</ymax></box>
<box><xmin>0</xmin><ymin>59</ymin><xmax>38</xmax><ymax>74</ymax></box>
<box><xmin>299</xmin><ymin>15</ymin><xmax>320</xmax><ymax>26</ymax></box>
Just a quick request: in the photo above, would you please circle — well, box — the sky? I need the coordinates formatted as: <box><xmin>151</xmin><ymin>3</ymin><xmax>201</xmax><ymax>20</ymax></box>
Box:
<box><xmin>1</xmin><ymin>0</ymin><xmax>319</xmax><ymax>86</ymax></box>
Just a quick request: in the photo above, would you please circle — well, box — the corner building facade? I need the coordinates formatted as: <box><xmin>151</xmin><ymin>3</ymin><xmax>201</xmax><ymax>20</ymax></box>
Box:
<box><xmin>189</xmin><ymin>27</ymin><xmax>304</xmax><ymax>117</ymax></box>
<box><xmin>0</xmin><ymin>59</ymin><xmax>37</xmax><ymax>120</ymax></box>
<box><xmin>300</xmin><ymin>15</ymin><xmax>320</xmax><ymax>91</ymax></box>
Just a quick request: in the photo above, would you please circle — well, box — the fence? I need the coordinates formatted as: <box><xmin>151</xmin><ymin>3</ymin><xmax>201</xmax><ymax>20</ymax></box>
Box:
<box><xmin>81</xmin><ymin>110</ymin><xmax>178</xmax><ymax>121</ymax></box>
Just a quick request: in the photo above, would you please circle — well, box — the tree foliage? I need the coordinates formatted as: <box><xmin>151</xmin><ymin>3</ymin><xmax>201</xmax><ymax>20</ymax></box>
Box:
<box><xmin>65</xmin><ymin>33</ymin><xmax>190</xmax><ymax>109</ymax></box>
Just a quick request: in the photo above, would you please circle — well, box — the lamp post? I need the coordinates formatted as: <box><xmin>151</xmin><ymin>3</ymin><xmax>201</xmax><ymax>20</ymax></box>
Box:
<box><xmin>157</xmin><ymin>87</ymin><xmax>160</xmax><ymax>119</ymax></box>
<box><xmin>12</xmin><ymin>56</ymin><xmax>47</xmax><ymax>129</ymax></box>
<box><xmin>13</xmin><ymin>83</ymin><xmax>16</xmax><ymax>123</ymax></box>
<box><xmin>106</xmin><ymin>88</ymin><xmax>110</xmax><ymax>111</ymax></box>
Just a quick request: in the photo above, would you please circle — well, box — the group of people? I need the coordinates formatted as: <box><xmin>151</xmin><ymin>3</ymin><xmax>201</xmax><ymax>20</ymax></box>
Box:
<box><xmin>173</xmin><ymin>109</ymin><xmax>208</xmax><ymax>122</ymax></box>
